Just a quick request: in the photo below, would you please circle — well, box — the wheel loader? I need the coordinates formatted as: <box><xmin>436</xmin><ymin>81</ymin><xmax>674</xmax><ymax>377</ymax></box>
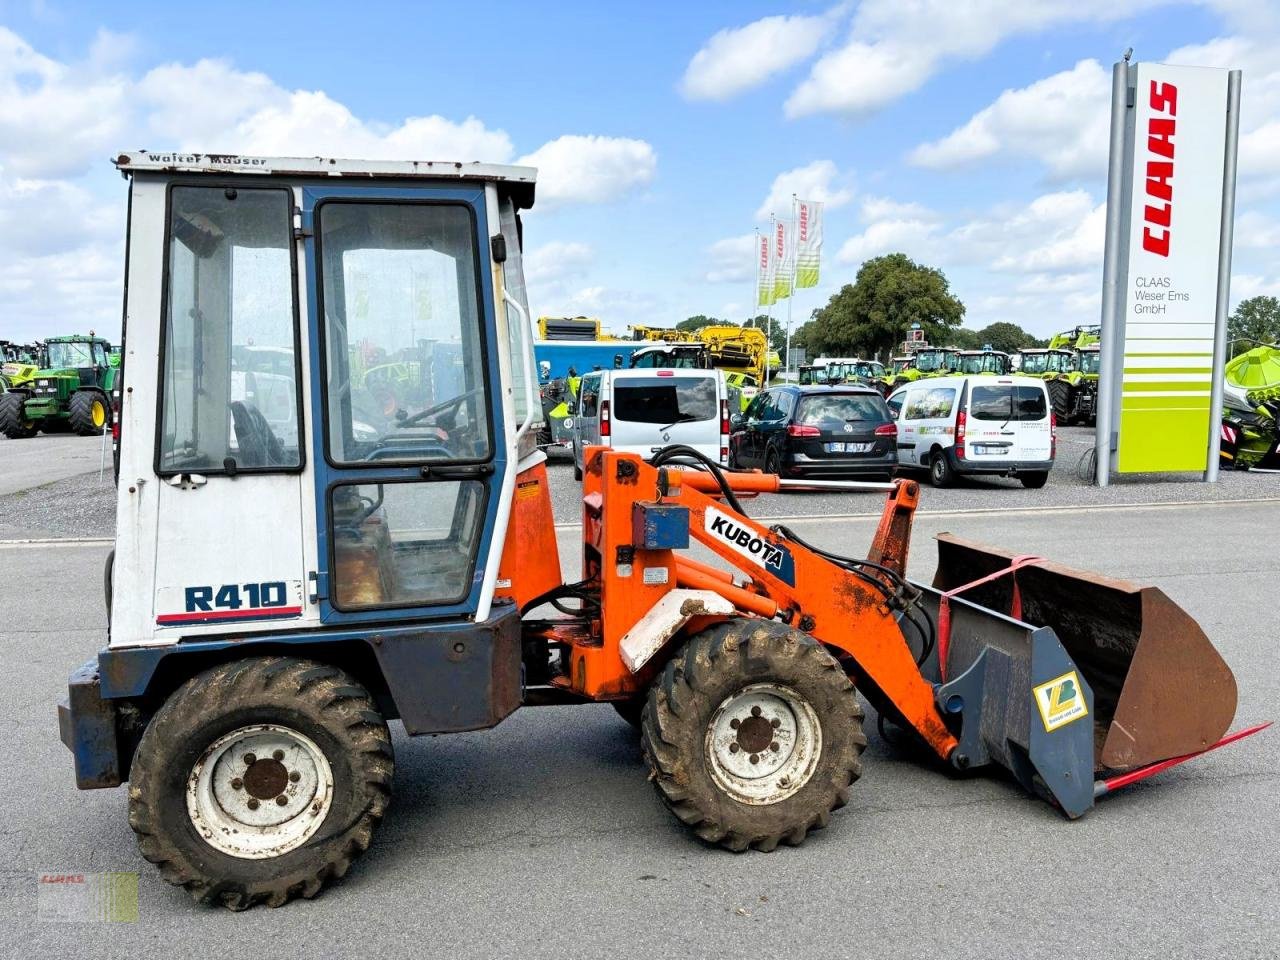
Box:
<box><xmin>58</xmin><ymin>154</ymin><xmax>1267</xmax><ymax>910</ymax></box>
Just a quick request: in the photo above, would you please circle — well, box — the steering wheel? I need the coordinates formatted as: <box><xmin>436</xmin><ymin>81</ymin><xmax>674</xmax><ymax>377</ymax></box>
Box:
<box><xmin>395</xmin><ymin>389</ymin><xmax>482</xmax><ymax>429</ymax></box>
<box><xmin>229</xmin><ymin>401</ymin><xmax>285</xmax><ymax>467</ymax></box>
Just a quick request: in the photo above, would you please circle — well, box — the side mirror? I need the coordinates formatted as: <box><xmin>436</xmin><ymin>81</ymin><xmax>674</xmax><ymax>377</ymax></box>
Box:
<box><xmin>730</xmin><ymin>413</ymin><xmax>745</xmax><ymax>430</ymax></box>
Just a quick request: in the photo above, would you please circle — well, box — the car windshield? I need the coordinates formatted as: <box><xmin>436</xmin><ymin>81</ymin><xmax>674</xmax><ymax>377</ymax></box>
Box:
<box><xmin>47</xmin><ymin>341</ymin><xmax>94</xmax><ymax>368</ymax></box>
<box><xmin>968</xmin><ymin>385</ymin><xmax>1047</xmax><ymax>421</ymax></box>
<box><xmin>612</xmin><ymin>376</ymin><xmax>717</xmax><ymax>424</ymax></box>
<box><xmin>797</xmin><ymin>393</ymin><xmax>887</xmax><ymax>425</ymax></box>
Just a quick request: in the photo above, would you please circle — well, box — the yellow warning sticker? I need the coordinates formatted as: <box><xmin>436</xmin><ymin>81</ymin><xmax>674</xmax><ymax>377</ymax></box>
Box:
<box><xmin>1033</xmin><ymin>671</ymin><xmax>1089</xmax><ymax>733</ymax></box>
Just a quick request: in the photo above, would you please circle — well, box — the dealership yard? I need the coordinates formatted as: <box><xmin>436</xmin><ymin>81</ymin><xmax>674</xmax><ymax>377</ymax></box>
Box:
<box><xmin>1</xmin><ymin>432</ymin><xmax>1277</xmax><ymax>958</ymax></box>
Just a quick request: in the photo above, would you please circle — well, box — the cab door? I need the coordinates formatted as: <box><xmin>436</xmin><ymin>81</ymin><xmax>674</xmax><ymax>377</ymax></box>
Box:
<box><xmin>301</xmin><ymin>185</ymin><xmax>509</xmax><ymax>624</ymax></box>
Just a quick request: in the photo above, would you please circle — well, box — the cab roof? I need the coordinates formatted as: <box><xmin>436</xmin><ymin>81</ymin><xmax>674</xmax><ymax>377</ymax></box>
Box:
<box><xmin>114</xmin><ymin>151</ymin><xmax>537</xmax><ymax>208</ymax></box>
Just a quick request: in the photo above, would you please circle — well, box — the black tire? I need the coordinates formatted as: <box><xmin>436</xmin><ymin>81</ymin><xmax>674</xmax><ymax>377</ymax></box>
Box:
<box><xmin>68</xmin><ymin>390</ymin><xmax>107</xmax><ymax>436</ymax></box>
<box><xmin>763</xmin><ymin>445</ymin><xmax>781</xmax><ymax>476</ymax></box>
<box><xmin>641</xmin><ymin>619</ymin><xmax>866</xmax><ymax>853</ymax></box>
<box><xmin>1047</xmin><ymin>379</ymin><xmax>1071</xmax><ymax>421</ymax></box>
<box><xmin>128</xmin><ymin>657</ymin><xmax>394</xmax><ymax>910</ymax></box>
<box><xmin>929</xmin><ymin>448</ymin><xmax>954</xmax><ymax>488</ymax></box>
<box><xmin>1020</xmin><ymin>471</ymin><xmax>1049</xmax><ymax>489</ymax></box>
<box><xmin>0</xmin><ymin>392</ymin><xmax>37</xmax><ymax>439</ymax></box>
<box><xmin>611</xmin><ymin>698</ymin><xmax>645</xmax><ymax>728</ymax></box>
<box><xmin>573</xmin><ymin>456</ymin><xmax>583</xmax><ymax>481</ymax></box>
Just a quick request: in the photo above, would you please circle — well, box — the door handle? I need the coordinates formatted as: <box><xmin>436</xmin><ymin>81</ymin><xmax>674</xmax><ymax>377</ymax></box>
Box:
<box><xmin>420</xmin><ymin>463</ymin><xmax>495</xmax><ymax>479</ymax></box>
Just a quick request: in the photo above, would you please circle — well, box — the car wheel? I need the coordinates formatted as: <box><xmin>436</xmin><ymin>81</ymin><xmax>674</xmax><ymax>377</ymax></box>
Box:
<box><xmin>929</xmin><ymin>449</ymin><xmax>954</xmax><ymax>488</ymax></box>
<box><xmin>764</xmin><ymin>446</ymin><xmax>781</xmax><ymax>476</ymax></box>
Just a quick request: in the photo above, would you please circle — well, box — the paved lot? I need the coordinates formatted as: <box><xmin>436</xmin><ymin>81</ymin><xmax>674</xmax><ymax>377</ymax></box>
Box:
<box><xmin>0</xmin><ymin>433</ymin><xmax>110</xmax><ymax>496</ymax></box>
<box><xmin>1</xmin><ymin>472</ymin><xmax>1276</xmax><ymax>957</ymax></box>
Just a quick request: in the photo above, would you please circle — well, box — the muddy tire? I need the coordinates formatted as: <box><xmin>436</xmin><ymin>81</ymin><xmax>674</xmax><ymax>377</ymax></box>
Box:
<box><xmin>128</xmin><ymin>657</ymin><xmax>393</xmax><ymax>910</ymax></box>
<box><xmin>641</xmin><ymin>619</ymin><xmax>866</xmax><ymax>852</ymax></box>
<box><xmin>1047</xmin><ymin>379</ymin><xmax>1072</xmax><ymax>421</ymax></box>
<box><xmin>68</xmin><ymin>390</ymin><xmax>107</xmax><ymax>436</ymax></box>
<box><xmin>0</xmin><ymin>392</ymin><xmax>37</xmax><ymax>439</ymax></box>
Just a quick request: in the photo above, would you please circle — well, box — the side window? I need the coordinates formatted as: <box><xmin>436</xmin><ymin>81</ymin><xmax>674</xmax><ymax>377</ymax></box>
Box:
<box><xmin>757</xmin><ymin>393</ymin><xmax>779</xmax><ymax>421</ymax></box>
<box><xmin>580</xmin><ymin>376</ymin><xmax>600</xmax><ymax>418</ymax></box>
<box><xmin>886</xmin><ymin>392</ymin><xmax>905</xmax><ymax>420</ymax></box>
<box><xmin>160</xmin><ymin>186</ymin><xmax>301</xmax><ymax>473</ymax></box>
<box><xmin>905</xmin><ymin>387</ymin><xmax>956</xmax><ymax>420</ymax></box>
<box><xmin>744</xmin><ymin>395</ymin><xmax>764</xmax><ymax>420</ymax></box>
<box><xmin>499</xmin><ymin>197</ymin><xmax>536</xmax><ymax>428</ymax></box>
<box><xmin>776</xmin><ymin>392</ymin><xmax>795</xmax><ymax>418</ymax></box>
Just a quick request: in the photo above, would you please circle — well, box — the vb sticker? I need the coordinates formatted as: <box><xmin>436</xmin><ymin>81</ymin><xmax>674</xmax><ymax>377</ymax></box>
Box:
<box><xmin>1033</xmin><ymin>671</ymin><xmax>1088</xmax><ymax>732</ymax></box>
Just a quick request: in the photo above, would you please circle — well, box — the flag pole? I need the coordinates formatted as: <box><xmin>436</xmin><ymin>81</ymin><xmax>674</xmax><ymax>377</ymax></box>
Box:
<box><xmin>785</xmin><ymin>194</ymin><xmax>796</xmax><ymax>375</ymax></box>
<box><xmin>765</xmin><ymin>213</ymin><xmax>775</xmax><ymax>382</ymax></box>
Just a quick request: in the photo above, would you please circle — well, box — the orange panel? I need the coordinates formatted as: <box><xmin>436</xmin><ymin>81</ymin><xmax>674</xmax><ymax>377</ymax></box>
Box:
<box><xmin>495</xmin><ymin>462</ymin><xmax>564</xmax><ymax>610</ymax></box>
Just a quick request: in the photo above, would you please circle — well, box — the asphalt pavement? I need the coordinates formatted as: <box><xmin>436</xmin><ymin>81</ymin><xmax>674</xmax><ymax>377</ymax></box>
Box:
<box><xmin>1</xmin><ymin>445</ymin><xmax>1276</xmax><ymax>958</ymax></box>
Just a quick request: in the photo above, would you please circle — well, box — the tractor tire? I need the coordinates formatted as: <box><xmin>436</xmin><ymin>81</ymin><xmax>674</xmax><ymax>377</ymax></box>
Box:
<box><xmin>641</xmin><ymin>619</ymin><xmax>866</xmax><ymax>853</ymax></box>
<box><xmin>68</xmin><ymin>390</ymin><xmax>107</xmax><ymax>436</ymax></box>
<box><xmin>0</xmin><ymin>392</ymin><xmax>37</xmax><ymax>439</ymax></box>
<box><xmin>929</xmin><ymin>449</ymin><xmax>955</xmax><ymax>488</ymax></box>
<box><xmin>128</xmin><ymin>657</ymin><xmax>394</xmax><ymax>910</ymax></box>
<box><xmin>1047</xmin><ymin>380</ymin><xmax>1072</xmax><ymax>421</ymax></box>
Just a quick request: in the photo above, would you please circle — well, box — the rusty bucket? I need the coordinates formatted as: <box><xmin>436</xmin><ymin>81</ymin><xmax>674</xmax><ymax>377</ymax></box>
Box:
<box><xmin>931</xmin><ymin>534</ymin><xmax>1238</xmax><ymax>773</ymax></box>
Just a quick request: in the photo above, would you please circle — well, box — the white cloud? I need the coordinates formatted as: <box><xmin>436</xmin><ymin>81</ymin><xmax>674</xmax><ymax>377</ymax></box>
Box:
<box><xmin>785</xmin><ymin>0</ymin><xmax>1167</xmax><ymax>119</ymax></box>
<box><xmin>681</xmin><ymin>11</ymin><xmax>838</xmax><ymax>101</ymax></box>
<box><xmin>755</xmin><ymin>160</ymin><xmax>854</xmax><ymax>220</ymax></box>
<box><xmin>517</xmin><ymin>135</ymin><xmax>657</xmax><ymax>209</ymax></box>
<box><xmin>909</xmin><ymin>59</ymin><xmax>1110</xmax><ymax>180</ymax></box>
<box><xmin>704</xmin><ymin>233</ymin><xmax>757</xmax><ymax>284</ymax></box>
<box><xmin>524</xmin><ymin>241</ymin><xmax>594</xmax><ymax>286</ymax></box>
<box><xmin>837</xmin><ymin>217</ymin><xmax>942</xmax><ymax>265</ymax></box>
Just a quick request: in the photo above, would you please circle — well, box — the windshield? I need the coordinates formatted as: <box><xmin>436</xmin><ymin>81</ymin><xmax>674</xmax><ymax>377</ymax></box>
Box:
<box><xmin>1047</xmin><ymin>352</ymin><xmax>1072</xmax><ymax>373</ymax></box>
<box><xmin>914</xmin><ymin>350</ymin><xmax>947</xmax><ymax>373</ymax></box>
<box><xmin>797</xmin><ymin>393</ymin><xmax>887</xmax><ymax>426</ymax></box>
<box><xmin>47</xmin><ymin>341</ymin><xmax>95</xmax><ymax>368</ymax></box>
<box><xmin>892</xmin><ymin>359</ymin><xmax>913</xmax><ymax>374</ymax></box>
<box><xmin>968</xmin><ymin>385</ymin><xmax>1048</xmax><ymax>422</ymax></box>
<box><xmin>1079</xmin><ymin>352</ymin><xmax>1101</xmax><ymax>374</ymax></box>
<box><xmin>959</xmin><ymin>354</ymin><xmax>1007</xmax><ymax>375</ymax></box>
<box><xmin>632</xmin><ymin>349</ymin><xmax>700</xmax><ymax>369</ymax></box>
<box><xmin>1019</xmin><ymin>353</ymin><xmax>1048</xmax><ymax>375</ymax></box>
<box><xmin>612</xmin><ymin>376</ymin><xmax>717</xmax><ymax>424</ymax></box>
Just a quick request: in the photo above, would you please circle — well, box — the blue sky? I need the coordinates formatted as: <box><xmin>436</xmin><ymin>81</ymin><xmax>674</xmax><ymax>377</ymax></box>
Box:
<box><xmin>1</xmin><ymin>0</ymin><xmax>1277</xmax><ymax>345</ymax></box>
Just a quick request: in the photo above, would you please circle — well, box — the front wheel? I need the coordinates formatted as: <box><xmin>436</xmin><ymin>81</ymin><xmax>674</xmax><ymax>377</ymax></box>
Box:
<box><xmin>128</xmin><ymin>657</ymin><xmax>394</xmax><ymax>910</ymax></box>
<box><xmin>68</xmin><ymin>390</ymin><xmax>107</xmax><ymax>436</ymax></box>
<box><xmin>641</xmin><ymin>619</ymin><xmax>866</xmax><ymax>852</ymax></box>
<box><xmin>0</xmin><ymin>392</ymin><xmax>37</xmax><ymax>439</ymax></box>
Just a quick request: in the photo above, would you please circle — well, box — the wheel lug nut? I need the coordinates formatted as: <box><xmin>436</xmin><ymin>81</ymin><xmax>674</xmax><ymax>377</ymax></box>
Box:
<box><xmin>730</xmin><ymin>718</ymin><xmax>740</xmax><ymax>730</ymax></box>
<box><xmin>749</xmin><ymin>754</ymin><xmax>760</xmax><ymax>764</ymax></box>
<box><xmin>276</xmin><ymin>795</ymin><xmax>289</xmax><ymax>806</ymax></box>
<box><xmin>770</xmin><ymin>742</ymin><xmax>780</xmax><ymax>752</ymax></box>
<box><xmin>230</xmin><ymin>778</ymin><xmax>243</xmax><ymax>790</ymax></box>
<box><xmin>729</xmin><ymin>742</ymin><xmax>740</xmax><ymax>754</ymax></box>
<box><xmin>247</xmin><ymin>798</ymin><xmax>260</xmax><ymax>810</ymax></box>
<box><xmin>770</xmin><ymin>718</ymin><xmax>781</xmax><ymax>728</ymax></box>
<box><xmin>243</xmin><ymin>753</ymin><xmax>256</xmax><ymax>765</ymax></box>
<box><xmin>751</xmin><ymin>706</ymin><xmax>762</xmax><ymax>718</ymax></box>
<box><xmin>273</xmin><ymin>750</ymin><xmax>285</xmax><ymax>761</ymax></box>
<box><xmin>289</xmin><ymin>771</ymin><xmax>301</xmax><ymax>783</ymax></box>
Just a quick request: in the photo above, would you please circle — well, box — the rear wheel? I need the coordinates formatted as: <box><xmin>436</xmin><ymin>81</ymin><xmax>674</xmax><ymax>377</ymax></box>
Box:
<box><xmin>68</xmin><ymin>390</ymin><xmax>107</xmax><ymax>436</ymax></box>
<box><xmin>128</xmin><ymin>657</ymin><xmax>393</xmax><ymax>910</ymax></box>
<box><xmin>763</xmin><ymin>446</ymin><xmax>781</xmax><ymax>476</ymax></box>
<box><xmin>929</xmin><ymin>449</ymin><xmax>954</xmax><ymax>488</ymax></box>
<box><xmin>0</xmin><ymin>392</ymin><xmax>37</xmax><ymax>439</ymax></box>
<box><xmin>1020</xmin><ymin>471</ymin><xmax>1049</xmax><ymax>489</ymax></box>
<box><xmin>641</xmin><ymin>619</ymin><xmax>866</xmax><ymax>852</ymax></box>
<box><xmin>1047</xmin><ymin>380</ymin><xmax>1072</xmax><ymax>421</ymax></box>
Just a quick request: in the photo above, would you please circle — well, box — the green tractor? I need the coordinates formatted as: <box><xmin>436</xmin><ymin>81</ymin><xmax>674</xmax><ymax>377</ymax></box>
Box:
<box><xmin>1</xmin><ymin>340</ymin><xmax>45</xmax><ymax>392</ymax></box>
<box><xmin>0</xmin><ymin>334</ymin><xmax>116</xmax><ymax>439</ymax></box>
<box><xmin>875</xmin><ymin>348</ymin><xmax>959</xmax><ymax>395</ymax></box>
<box><xmin>955</xmin><ymin>347</ymin><xmax>1011</xmax><ymax>375</ymax></box>
<box><xmin>1037</xmin><ymin>326</ymin><xmax>1102</xmax><ymax>425</ymax></box>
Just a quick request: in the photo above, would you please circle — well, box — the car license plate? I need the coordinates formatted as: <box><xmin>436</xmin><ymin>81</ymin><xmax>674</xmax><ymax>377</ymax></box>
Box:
<box><xmin>825</xmin><ymin>442</ymin><xmax>872</xmax><ymax>453</ymax></box>
<box><xmin>972</xmin><ymin>444</ymin><xmax>1007</xmax><ymax>455</ymax></box>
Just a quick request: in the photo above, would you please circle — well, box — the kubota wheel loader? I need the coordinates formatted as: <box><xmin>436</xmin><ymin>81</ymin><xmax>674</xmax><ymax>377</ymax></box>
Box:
<box><xmin>58</xmin><ymin>153</ymin><xmax>1267</xmax><ymax>911</ymax></box>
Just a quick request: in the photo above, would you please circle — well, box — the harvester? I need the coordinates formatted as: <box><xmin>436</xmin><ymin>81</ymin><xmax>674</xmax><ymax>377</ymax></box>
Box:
<box><xmin>0</xmin><ymin>334</ymin><xmax>116</xmax><ymax>438</ymax></box>
<box><xmin>58</xmin><ymin>154</ymin><xmax>1266</xmax><ymax>910</ymax></box>
<box><xmin>1220</xmin><ymin>341</ymin><xmax>1280</xmax><ymax>471</ymax></box>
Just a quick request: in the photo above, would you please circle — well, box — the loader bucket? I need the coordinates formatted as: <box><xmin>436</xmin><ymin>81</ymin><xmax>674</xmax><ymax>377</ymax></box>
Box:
<box><xmin>930</xmin><ymin>534</ymin><xmax>1237</xmax><ymax>774</ymax></box>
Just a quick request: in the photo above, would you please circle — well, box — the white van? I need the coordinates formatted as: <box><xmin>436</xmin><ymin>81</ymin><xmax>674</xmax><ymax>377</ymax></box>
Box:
<box><xmin>570</xmin><ymin>368</ymin><xmax>730</xmax><ymax>480</ymax></box>
<box><xmin>885</xmin><ymin>375</ymin><xmax>1055</xmax><ymax>488</ymax></box>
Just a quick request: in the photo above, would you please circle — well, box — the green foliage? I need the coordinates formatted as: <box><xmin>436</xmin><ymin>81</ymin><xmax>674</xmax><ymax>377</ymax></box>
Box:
<box><xmin>1228</xmin><ymin>296</ymin><xmax>1280</xmax><ymax>356</ymax></box>
<box><xmin>678</xmin><ymin>315</ymin><xmax>720</xmax><ymax>333</ymax></box>
<box><xmin>806</xmin><ymin>253</ymin><xmax>965</xmax><ymax>360</ymax></box>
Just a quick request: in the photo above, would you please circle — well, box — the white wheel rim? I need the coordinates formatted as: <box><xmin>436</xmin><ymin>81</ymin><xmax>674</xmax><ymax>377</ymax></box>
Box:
<box><xmin>704</xmin><ymin>683</ymin><xmax>822</xmax><ymax>805</ymax></box>
<box><xmin>187</xmin><ymin>724</ymin><xmax>334</xmax><ymax>860</ymax></box>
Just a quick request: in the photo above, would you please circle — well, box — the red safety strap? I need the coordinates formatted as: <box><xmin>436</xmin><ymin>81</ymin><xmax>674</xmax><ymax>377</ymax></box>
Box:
<box><xmin>935</xmin><ymin>555</ymin><xmax>1044</xmax><ymax>681</ymax></box>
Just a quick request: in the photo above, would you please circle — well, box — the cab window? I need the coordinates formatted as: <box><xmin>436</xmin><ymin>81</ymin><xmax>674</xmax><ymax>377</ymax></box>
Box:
<box><xmin>904</xmin><ymin>386</ymin><xmax>956</xmax><ymax>420</ymax></box>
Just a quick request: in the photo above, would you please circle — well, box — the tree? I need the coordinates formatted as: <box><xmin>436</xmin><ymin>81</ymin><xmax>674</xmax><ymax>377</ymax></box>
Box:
<box><xmin>806</xmin><ymin>253</ymin><xmax>965</xmax><ymax>360</ymax></box>
<box><xmin>973</xmin><ymin>321</ymin><xmax>1044</xmax><ymax>352</ymax></box>
<box><xmin>1228</xmin><ymin>296</ymin><xmax>1280</xmax><ymax>356</ymax></box>
<box><xmin>678</xmin><ymin>315</ymin><xmax>720</xmax><ymax>333</ymax></box>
